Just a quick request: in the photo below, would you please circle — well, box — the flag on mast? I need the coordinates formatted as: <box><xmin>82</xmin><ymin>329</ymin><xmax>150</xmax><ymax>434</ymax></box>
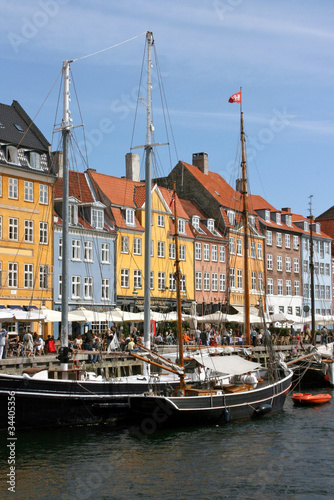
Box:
<box><xmin>229</xmin><ymin>91</ymin><xmax>242</xmax><ymax>103</ymax></box>
<box><xmin>169</xmin><ymin>192</ymin><xmax>175</xmax><ymax>208</ymax></box>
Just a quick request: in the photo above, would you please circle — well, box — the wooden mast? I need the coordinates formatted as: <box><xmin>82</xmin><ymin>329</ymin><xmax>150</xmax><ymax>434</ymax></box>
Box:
<box><xmin>173</xmin><ymin>182</ymin><xmax>186</xmax><ymax>393</ymax></box>
<box><xmin>240</xmin><ymin>102</ymin><xmax>251</xmax><ymax>345</ymax></box>
<box><xmin>308</xmin><ymin>196</ymin><xmax>316</xmax><ymax>345</ymax></box>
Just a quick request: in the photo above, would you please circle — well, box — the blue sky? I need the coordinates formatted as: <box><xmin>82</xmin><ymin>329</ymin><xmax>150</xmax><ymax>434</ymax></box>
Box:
<box><xmin>1</xmin><ymin>0</ymin><xmax>333</xmax><ymax>218</ymax></box>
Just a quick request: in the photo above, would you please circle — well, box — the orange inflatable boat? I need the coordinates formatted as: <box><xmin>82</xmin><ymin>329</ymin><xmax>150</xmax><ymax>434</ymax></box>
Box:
<box><xmin>292</xmin><ymin>393</ymin><xmax>332</xmax><ymax>405</ymax></box>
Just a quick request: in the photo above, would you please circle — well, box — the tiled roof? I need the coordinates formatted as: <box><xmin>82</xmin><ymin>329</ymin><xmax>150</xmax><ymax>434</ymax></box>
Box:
<box><xmin>249</xmin><ymin>194</ymin><xmax>277</xmax><ymax>212</ymax></box>
<box><xmin>110</xmin><ymin>207</ymin><xmax>144</xmax><ymax>231</ymax></box>
<box><xmin>0</xmin><ymin>100</ymin><xmax>49</xmax><ymax>151</ymax></box>
<box><xmin>158</xmin><ymin>186</ymin><xmax>190</xmax><ymax>220</ymax></box>
<box><xmin>88</xmin><ymin>171</ymin><xmax>142</xmax><ymax>208</ymax></box>
<box><xmin>179</xmin><ymin>198</ymin><xmax>224</xmax><ymax>239</ymax></box>
<box><xmin>54</xmin><ymin>170</ymin><xmax>95</xmax><ymax>203</ymax></box>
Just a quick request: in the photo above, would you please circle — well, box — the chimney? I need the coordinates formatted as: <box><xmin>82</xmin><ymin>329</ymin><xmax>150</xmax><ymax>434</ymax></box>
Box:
<box><xmin>192</xmin><ymin>152</ymin><xmax>208</xmax><ymax>175</ymax></box>
<box><xmin>235</xmin><ymin>179</ymin><xmax>243</xmax><ymax>193</ymax></box>
<box><xmin>126</xmin><ymin>152</ymin><xmax>140</xmax><ymax>182</ymax></box>
<box><xmin>52</xmin><ymin>151</ymin><xmax>63</xmax><ymax>178</ymax></box>
<box><xmin>282</xmin><ymin>207</ymin><xmax>291</xmax><ymax>213</ymax></box>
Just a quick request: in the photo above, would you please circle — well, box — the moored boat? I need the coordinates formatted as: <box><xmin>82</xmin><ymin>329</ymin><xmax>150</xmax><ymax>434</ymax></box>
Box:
<box><xmin>291</xmin><ymin>392</ymin><xmax>331</xmax><ymax>405</ymax></box>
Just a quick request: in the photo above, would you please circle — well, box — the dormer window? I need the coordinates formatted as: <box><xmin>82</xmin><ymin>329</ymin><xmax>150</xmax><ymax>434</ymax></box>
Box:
<box><xmin>207</xmin><ymin>219</ymin><xmax>214</xmax><ymax>232</ymax></box>
<box><xmin>6</xmin><ymin>146</ymin><xmax>18</xmax><ymax>164</ymax></box>
<box><xmin>227</xmin><ymin>210</ymin><xmax>235</xmax><ymax>225</ymax></box>
<box><xmin>178</xmin><ymin>219</ymin><xmax>186</xmax><ymax>234</ymax></box>
<box><xmin>126</xmin><ymin>208</ymin><xmax>135</xmax><ymax>226</ymax></box>
<box><xmin>69</xmin><ymin>204</ymin><xmax>78</xmax><ymax>225</ymax></box>
<box><xmin>265</xmin><ymin>210</ymin><xmax>270</xmax><ymax>222</ymax></box>
<box><xmin>286</xmin><ymin>215</ymin><xmax>292</xmax><ymax>226</ymax></box>
<box><xmin>304</xmin><ymin>221</ymin><xmax>309</xmax><ymax>231</ymax></box>
<box><xmin>276</xmin><ymin>213</ymin><xmax>281</xmax><ymax>225</ymax></box>
<box><xmin>192</xmin><ymin>216</ymin><xmax>200</xmax><ymax>229</ymax></box>
<box><xmin>249</xmin><ymin>215</ymin><xmax>255</xmax><ymax>226</ymax></box>
<box><xmin>92</xmin><ymin>208</ymin><xmax>103</xmax><ymax>229</ymax></box>
<box><xmin>315</xmin><ymin>223</ymin><xmax>321</xmax><ymax>234</ymax></box>
<box><xmin>30</xmin><ymin>152</ymin><xmax>42</xmax><ymax>170</ymax></box>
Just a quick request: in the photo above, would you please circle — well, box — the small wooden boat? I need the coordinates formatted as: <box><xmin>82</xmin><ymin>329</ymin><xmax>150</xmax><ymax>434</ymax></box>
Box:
<box><xmin>292</xmin><ymin>393</ymin><xmax>332</xmax><ymax>406</ymax></box>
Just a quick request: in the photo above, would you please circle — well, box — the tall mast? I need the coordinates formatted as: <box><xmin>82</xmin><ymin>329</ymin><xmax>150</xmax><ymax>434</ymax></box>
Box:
<box><xmin>143</xmin><ymin>31</ymin><xmax>153</xmax><ymax>350</ymax></box>
<box><xmin>240</xmin><ymin>106</ymin><xmax>250</xmax><ymax>345</ymax></box>
<box><xmin>308</xmin><ymin>196</ymin><xmax>316</xmax><ymax>344</ymax></box>
<box><xmin>173</xmin><ymin>182</ymin><xmax>185</xmax><ymax>393</ymax></box>
<box><xmin>60</xmin><ymin>60</ymin><xmax>72</xmax><ymax>371</ymax></box>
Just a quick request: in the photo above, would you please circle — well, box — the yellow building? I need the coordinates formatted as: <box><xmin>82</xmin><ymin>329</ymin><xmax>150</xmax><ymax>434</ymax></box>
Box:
<box><xmin>0</xmin><ymin>101</ymin><xmax>55</xmax><ymax>337</ymax></box>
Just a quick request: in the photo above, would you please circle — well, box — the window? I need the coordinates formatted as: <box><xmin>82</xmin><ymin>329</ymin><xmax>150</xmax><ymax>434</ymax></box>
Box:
<box><xmin>126</xmin><ymin>209</ymin><xmax>135</xmax><ymax>226</ymax></box>
<box><xmin>277</xmin><ymin>279</ymin><xmax>283</xmax><ymax>295</ymax></box>
<box><xmin>24</xmin><ymin>264</ymin><xmax>33</xmax><ymax>288</ymax></box>
<box><xmin>101</xmin><ymin>243</ymin><xmax>110</xmax><ymax>263</ymax></box>
<box><xmin>219</xmin><ymin>245</ymin><xmax>225</xmax><ymax>262</ymax></box>
<box><xmin>265</xmin><ymin>210</ymin><xmax>270</xmax><ymax>222</ymax></box>
<box><xmin>121</xmin><ymin>236</ymin><xmax>129</xmax><ymax>254</ymax></box>
<box><xmin>237</xmin><ymin>269</ymin><xmax>243</xmax><ymax>289</ymax></box>
<box><xmin>267</xmin><ymin>278</ymin><xmax>273</xmax><ymax>294</ymax></box>
<box><xmin>220</xmin><ymin>273</ymin><xmax>226</xmax><ymax>292</ymax></box>
<box><xmin>195</xmin><ymin>242</ymin><xmax>201</xmax><ymax>260</ymax></box>
<box><xmin>258</xmin><ymin>272</ymin><xmax>263</xmax><ymax>291</ymax></box>
<box><xmin>39</xmin><ymin>222</ymin><xmax>48</xmax><ymax>245</ymax></box>
<box><xmin>169</xmin><ymin>243</ymin><xmax>176</xmax><ymax>260</ymax></box>
<box><xmin>59</xmin><ymin>238</ymin><xmax>62</xmax><ymax>260</ymax></box>
<box><xmin>0</xmin><ymin>216</ymin><xmax>2</xmax><ymax>239</ymax></box>
<box><xmin>24</xmin><ymin>220</ymin><xmax>34</xmax><ymax>243</ymax></box>
<box><xmin>285</xmin><ymin>234</ymin><xmax>290</xmax><ymax>249</ymax></box>
<box><xmin>158</xmin><ymin>272</ymin><xmax>165</xmax><ymax>290</ymax></box>
<box><xmin>325</xmin><ymin>242</ymin><xmax>330</xmax><ymax>254</ymax></box>
<box><xmin>277</xmin><ymin>255</ymin><xmax>283</xmax><ymax>271</ymax></box>
<box><xmin>230</xmin><ymin>268</ymin><xmax>235</xmax><ymax>288</ymax></box>
<box><xmin>8</xmin><ymin>178</ymin><xmax>18</xmax><ymax>199</ymax></box>
<box><xmin>237</xmin><ymin>239</ymin><xmax>242</xmax><ymax>255</ymax></box>
<box><xmin>180</xmin><ymin>245</ymin><xmax>186</xmax><ymax>261</ymax></box>
<box><xmin>325</xmin><ymin>263</ymin><xmax>330</xmax><ymax>276</ymax></box>
<box><xmin>212</xmin><ymin>244</ymin><xmax>217</xmax><ymax>261</ymax></box>
<box><xmin>39</xmin><ymin>184</ymin><xmax>48</xmax><ymax>204</ymax></box>
<box><xmin>295</xmin><ymin>306</ymin><xmax>301</xmax><ymax>316</ymax></box>
<box><xmin>180</xmin><ymin>275</ymin><xmax>186</xmax><ymax>293</ymax></box>
<box><xmin>285</xmin><ymin>257</ymin><xmax>291</xmax><ymax>273</ymax></box>
<box><xmin>266</xmin><ymin>231</ymin><xmax>272</xmax><ymax>245</ymax></box>
<box><xmin>151</xmin><ymin>240</ymin><xmax>154</xmax><ymax>257</ymax></box>
<box><xmin>192</xmin><ymin>216</ymin><xmax>200</xmax><ymax>229</ymax></box>
<box><xmin>133</xmin><ymin>238</ymin><xmax>141</xmax><ymax>255</ymax></box>
<box><xmin>204</xmin><ymin>243</ymin><xmax>210</xmax><ymax>261</ymax></box>
<box><xmin>251</xmin><ymin>271</ymin><xmax>256</xmax><ymax>290</ymax></box>
<box><xmin>8</xmin><ymin>262</ymin><xmax>18</xmax><ymax>288</ymax></box>
<box><xmin>267</xmin><ymin>254</ymin><xmax>273</xmax><ymax>270</ymax></box>
<box><xmin>212</xmin><ymin>273</ymin><xmax>218</xmax><ymax>291</ymax></box>
<box><xmin>276</xmin><ymin>213</ymin><xmax>281</xmax><ymax>224</ymax></box>
<box><xmin>92</xmin><ymin>208</ymin><xmax>103</xmax><ymax>229</ymax></box>
<box><xmin>150</xmin><ymin>271</ymin><xmax>154</xmax><ymax>290</ymax></box>
<box><xmin>121</xmin><ymin>269</ymin><xmax>129</xmax><ymax>288</ymax></box>
<box><xmin>294</xmin><ymin>280</ymin><xmax>300</xmax><ymax>296</ymax></box>
<box><xmin>257</xmin><ymin>243</ymin><xmax>263</xmax><ymax>260</ymax></box>
<box><xmin>72</xmin><ymin>240</ymin><xmax>81</xmax><ymax>260</ymax></box>
<box><xmin>158</xmin><ymin>241</ymin><xmax>165</xmax><ymax>258</ymax></box>
<box><xmin>315</xmin><ymin>285</ymin><xmax>319</xmax><ymax>299</ymax></box>
<box><xmin>169</xmin><ymin>273</ymin><xmax>176</xmax><ymax>291</ymax></box>
<box><xmin>158</xmin><ymin>214</ymin><xmax>165</xmax><ymax>227</ymax></box>
<box><xmin>249</xmin><ymin>215</ymin><xmax>255</xmax><ymax>226</ymax></box>
<box><xmin>293</xmin><ymin>235</ymin><xmax>299</xmax><ymax>250</ymax></box>
<box><xmin>9</xmin><ymin>218</ymin><xmax>18</xmax><ymax>240</ymax></box>
<box><xmin>303</xmin><ymin>260</ymin><xmax>308</xmax><ymax>273</ymax></box>
<box><xmin>134</xmin><ymin>270</ymin><xmax>142</xmax><ymax>289</ymax></box>
<box><xmin>304</xmin><ymin>283</ymin><xmax>309</xmax><ymax>298</ymax></box>
<box><xmin>320</xmin><ymin>242</ymin><xmax>324</xmax><ymax>259</ymax></box>
<box><xmin>178</xmin><ymin>219</ymin><xmax>185</xmax><ymax>234</ymax></box>
<box><xmin>320</xmin><ymin>263</ymin><xmax>324</xmax><ymax>275</ymax></box>
<box><xmin>320</xmin><ymin>285</ymin><xmax>325</xmax><ymax>299</ymax></box>
<box><xmin>314</xmin><ymin>262</ymin><xmax>319</xmax><ymax>274</ymax></box>
<box><xmin>58</xmin><ymin>275</ymin><xmax>62</xmax><ymax>298</ymax></box>
<box><xmin>0</xmin><ymin>176</ymin><xmax>2</xmax><ymax>197</ymax></box>
<box><xmin>195</xmin><ymin>272</ymin><xmax>202</xmax><ymax>291</ymax></box>
<box><xmin>251</xmin><ymin>241</ymin><xmax>256</xmax><ymax>258</ymax></box>
<box><xmin>84</xmin><ymin>277</ymin><xmax>93</xmax><ymax>299</ymax></box>
<box><xmin>276</xmin><ymin>233</ymin><xmax>282</xmax><ymax>247</ymax></box>
<box><xmin>24</xmin><ymin>181</ymin><xmax>34</xmax><ymax>202</ymax></box>
<box><xmin>227</xmin><ymin>210</ymin><xmax>235</xmax><ymax>225</ymax></box>
<box><xmin>102</xmin><ymin>279</ymin><xmax>110</xmax><ymax>300</ymax></box>
<box><xmin>207</xmin><ymin>219</ymin><xmax>215</xmax><ymax>232</ymax></box>
<box><xmin>286</xmin><ymin>280</ymin><xmax>291</xmax><ymax>295</ymax></box>
<box><xmin>84</xmin><ymin>241</ymin><xmax>93</xmax><ymax>262</ymax></box>
<box><xmin>39</xmin><ymin>265</ymin><xmax>49</xmax><ymax>289</ymax></box>
<box><xmin>204</xmin><ymin>272</ymin><xmax>210</xmax><ymax>291</ymax></box>
<box><xmin>68</xmin><ymin>204</ymin><xmax>78</xmax><ymax>225</ymax></box>
<box><xmin>294</xmin><ymin>258</ymin><xmax>299</xmax><ymax>273</ymax></box>
<box><xmin>326</xmin><ymin>286</ymin><xmax>330</xmax><ymax>299</ymax></box>
<box><xmin>30</xmin><ymin>151</ymin><xmax>41</xmax><ymax>169</ymax></box>
<box><xmin>229</xmin><ymin>237</ymin><xmax>235</xmax><ymax>255</ymax></box>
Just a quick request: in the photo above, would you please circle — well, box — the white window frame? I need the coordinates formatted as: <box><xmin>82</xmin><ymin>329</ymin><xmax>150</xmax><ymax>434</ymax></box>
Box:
<box><xmin>121</xmin><ymin>269</ymin><xmax>129</xmax><ymax>288</ymax></box>
<box><xmin>195</xmin><ymin>242</ymin><xmax>201</xmax><ymax>260</ymax></box>
<box><xmin>133</xmin><ymin>238</ymin><xmax>142</xmax><ymax>255</ymax></box>
<box><xmin>101</xmin><ymin>243</ymin><xmax>110</xmax><ymax>263</ymax></box>
<box><xmin>39</xmin><ymin>222</ymin><xmax>48</xmax><ymax>245</ymax></box>
<box><xmin>102</xmin><ymin>278</ymin><xmax>110</xmax><ymax>300</ymax></box>
<box><xmin>39</xmin><ymin>184</ymin><xmax>48</xmax><ymax>204</ymax></box>
<box><xmin>84</xmin><ymin>277</ymin><xmax>93</xmax><ymax>299</ymax></box>
<box><xmin>24</xmin><ymin>264</ymin><xmax>33</xmax><ymax>288</ymax></box>
<box><xmin>72</xmin><ymin>239</ymin><xmax>81</xmax><ymax>261</ymax></box>
<box><xmin>24</xmin><ymin>220</ymin><xmax>34</xmax><ymax>243</ymax></box>
<box><xmin>8</xmin><ymin>178</ymin><xmax>18</xmax><ymax>199</ymax></box>
<box><xmin>121</xmin><ymin>236</ymin><xmax>129</xmax><ymax>254</ymax></box>
<box><xmin>9</xmin><ymin>218</ymin><xmax>18</xmax><ymax>241</ymax></box>
<box><xmin>24</xmin><ymin>181</ymin><xmax>34</xmax><ymax>202</ymax></box>
<box><xmin>84</xmin><ymin>241</ymin><xmax>93</xmax><ymax>262</ymax></box>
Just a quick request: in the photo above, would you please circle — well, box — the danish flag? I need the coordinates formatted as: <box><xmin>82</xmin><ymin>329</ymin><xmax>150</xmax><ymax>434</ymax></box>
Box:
<box><xmin>229</xmin><ymin>91</ymin><xmax>242</xmax><ymax>103</ymax></box>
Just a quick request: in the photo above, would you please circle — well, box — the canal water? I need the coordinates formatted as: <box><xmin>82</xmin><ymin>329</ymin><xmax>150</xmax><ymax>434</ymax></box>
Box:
<box><xmin>1</xmin><ymin>388</ymin><xmax>334</xmax><ymax>499</ymax></box>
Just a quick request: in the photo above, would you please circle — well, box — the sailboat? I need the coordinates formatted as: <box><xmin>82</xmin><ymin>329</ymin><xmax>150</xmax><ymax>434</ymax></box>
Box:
<box><xmin>0</xmin><ymin>33</ymin><xmax>199</xmax><ymax>429</ymax></box>
<box><xmin>128</xmin><ymin>92</ymin><xmax>293</xmax><ymax>427</ymax></box>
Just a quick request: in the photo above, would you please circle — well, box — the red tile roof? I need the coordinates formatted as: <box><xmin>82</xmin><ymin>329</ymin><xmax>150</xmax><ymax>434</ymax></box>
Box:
<box><xmin>88</xmin><ymin>171</ymin><xmax>142</xmax><ymax>208</ymax></box>
<box><xmin>54</xmin><ymin>170</ymin><xmax>94</xmax><ymax>203</ymax></box>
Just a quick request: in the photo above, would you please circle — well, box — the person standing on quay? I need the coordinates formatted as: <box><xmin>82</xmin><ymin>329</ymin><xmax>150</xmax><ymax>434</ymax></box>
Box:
<box><xmin>0</xmin><ymin>327</ymin><xmax>8</xmax><ymax>359</ymax></box>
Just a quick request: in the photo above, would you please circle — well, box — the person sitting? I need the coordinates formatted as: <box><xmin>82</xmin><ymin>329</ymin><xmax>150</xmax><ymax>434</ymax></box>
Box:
<box><xmin>155</xmin><ymin>333</ymin><xmax>164</xmax><ymax>345</ymax></box>
<box><xmin>8</xmin><ymin>335</ymin><xmax>22</xmax><ymax>357</ymax></box>
<box><xmin>183</xmin><ymin>332</ymin><xmax>190</xmax><ymax>345</ymax></box>
<box><xmin>126</xmin><ymin>337</ymin><xmax>136</xmax><ymax>352</ymax></box>
<box><xmin>74</xmin><ymin>334</ymin><xmax>83</xmax><ymax>350</ymax></box>
<box><xmin>34</xmin><ymin>335</ymin><xmax>45</xmax><ymax>355</ymax></box>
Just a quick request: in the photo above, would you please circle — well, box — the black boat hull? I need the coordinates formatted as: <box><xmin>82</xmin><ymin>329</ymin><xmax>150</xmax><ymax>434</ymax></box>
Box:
<box><xmin>129</xmin><ymin>371</ymin><xmax>293</xmax><ymax>430</ymax></box>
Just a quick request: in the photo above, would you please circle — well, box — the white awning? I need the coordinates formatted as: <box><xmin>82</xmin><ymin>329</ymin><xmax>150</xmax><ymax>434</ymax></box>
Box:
<box><xmin>192</xmin><ymin>354</ymin><xmax>261</xmax><ymax>375</ymax></box>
